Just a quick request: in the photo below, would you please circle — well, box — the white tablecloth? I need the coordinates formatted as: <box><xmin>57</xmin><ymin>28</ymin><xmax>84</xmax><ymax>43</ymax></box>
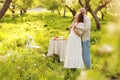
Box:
<box><xmin>47</xmin><ymin>39</ymin><xmax>67</xmax><ymax>62</ymax></box>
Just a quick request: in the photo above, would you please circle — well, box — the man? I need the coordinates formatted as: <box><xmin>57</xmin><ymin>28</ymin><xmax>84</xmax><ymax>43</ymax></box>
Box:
<box><xmin>73</xmin><ymin>8</ymin><xmax>91</xmax><ymax>69</ymax></box>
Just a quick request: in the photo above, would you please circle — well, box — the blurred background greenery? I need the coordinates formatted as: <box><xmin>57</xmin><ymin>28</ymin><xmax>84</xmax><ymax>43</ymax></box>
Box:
<box><xmin>0</xmin><ymin>0</ymin><xmax>120</xmax><ymax>80</ymax></box>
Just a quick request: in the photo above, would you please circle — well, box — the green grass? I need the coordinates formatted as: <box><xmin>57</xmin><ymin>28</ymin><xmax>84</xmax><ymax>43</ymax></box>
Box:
<box><xmin>0</xmin><ymin>11</ymin><xmax>120</xmax><ymax>80</ymax></box>
<box><xmin>0</xmin><ymin>12</ymin><xmax>72</xmax><ymax>55</ymax></box>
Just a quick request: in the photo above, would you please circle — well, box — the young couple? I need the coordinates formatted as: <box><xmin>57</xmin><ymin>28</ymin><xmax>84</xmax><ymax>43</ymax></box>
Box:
<box><xmin>64</xmin><ymin>8</ymin><xmax>91</xmax><ymax>69</ymax></box>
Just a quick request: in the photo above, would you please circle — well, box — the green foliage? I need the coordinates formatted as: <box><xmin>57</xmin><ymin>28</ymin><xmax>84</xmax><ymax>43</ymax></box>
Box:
<box><xmin>65</xmin><ymin>0</ymin><xmax>81</xmax><ymax>12</ymax></box>
<box><xmin>89</xmin><ymin>0</ymin><xmax>108</xmax><ymax>11</ymax></box>
<box><xmin>15</xmin><ymin>0</ymin><xmax>33</xmax><ymax>9</ymax></box>
<box><xmin>40</xmin><ymin>0</ymin><xmax>62</xmax><ymax>12</ymax></box>
<box><xmin>0</xmin><ymin>11</ymin><xmax>120</xmax><ymax>80</ymax></box>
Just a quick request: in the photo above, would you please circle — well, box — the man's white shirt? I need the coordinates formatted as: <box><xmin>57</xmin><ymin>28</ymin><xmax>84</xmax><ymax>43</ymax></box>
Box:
<box><xmin>78</xmin><ymin>15</ymin><xmax>91</xmax><ymax>41</ymax></box>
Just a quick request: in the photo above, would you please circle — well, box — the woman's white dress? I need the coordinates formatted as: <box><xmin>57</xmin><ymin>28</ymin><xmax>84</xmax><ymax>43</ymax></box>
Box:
<box><xmin>64</xmin><ymin>23</ymin><xmax>84</xmax><ymax>69</ymax></box>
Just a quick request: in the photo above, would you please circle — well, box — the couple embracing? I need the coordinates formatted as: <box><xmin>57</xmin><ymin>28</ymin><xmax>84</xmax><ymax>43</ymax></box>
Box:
<box><xmin>64</xmin><ymin>8</ymin><xmax>91</xmax><ymax>69</ymax></box>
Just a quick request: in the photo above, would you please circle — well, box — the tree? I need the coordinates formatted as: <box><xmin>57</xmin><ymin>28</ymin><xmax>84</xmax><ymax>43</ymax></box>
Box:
<box><xmin>62</xmin><ymin>0</ymin><xmax>80</xmax><ymax>18</ymax></box>
<box><xmin>9</xmin><ymin>1</ymin><xmax>16</xmax><ymax>18</ymax></box>
<box><xmin>61</xmin><ymin>0</ymin><xmax>66</xmax><ymax>17</ymax></box>
<box><xmin>0</xmin><ymin>0</ymin><xmax>11</xmax><ymax>19</ymax></box>
<box><xmin>65</xmin><ymin>5</ymin><xmax>76</xmax><ymax>18</ymax></box>
<box><xmin>79</xmin><ymin>0</ymin><xmax>112</xmax><ymax>30</ymax></box>
<box><xmin>15</xmin><ymin>0</ymin><xmax>33</xmax><ymax>16</ymax></box>
<box><xmin>40</xmin><ymin>0</ymin><xmax>62</xmax><ymax>15</ymax></box>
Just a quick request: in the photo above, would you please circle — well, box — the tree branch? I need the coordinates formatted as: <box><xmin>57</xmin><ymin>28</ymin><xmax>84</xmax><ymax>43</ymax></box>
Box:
<box><xmin>78</xmin><ymin>0</ymin><xmax>84</xmax><ymax>7</ymax></box>
<box><xmin>8</xmin><ymin>7</ymin><xmax>12</xmax><ymax>12</ymax></box>
<box><xmin>65</xmin><ymin>5</ymin><xmax>76</xmax><ymax>17</ymax></box>
<box><xmin>85</xmin><ymin>0</ymin><xmax>90</xmax><ymax>7</ymax></box>
<box><xmin>94</xmin><ymin>0</ymin><xmax>112</xmax><ymax>14</ymax></box>
<box><xmin>84</xmin><ymin>0</ymin><xmax>93</xmax><ymax>13</ymax></box>
<box><xmin>65</xmin><ymin>5</ymin><xmax>73</xmax><ymax>13</ymax></box>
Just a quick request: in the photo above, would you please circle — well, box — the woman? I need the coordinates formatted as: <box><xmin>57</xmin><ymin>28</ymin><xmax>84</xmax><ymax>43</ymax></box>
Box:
<box><xmin>64</xmin><ymin>13</ymin><xmax>84</xmax><ymax>69</ymax></box>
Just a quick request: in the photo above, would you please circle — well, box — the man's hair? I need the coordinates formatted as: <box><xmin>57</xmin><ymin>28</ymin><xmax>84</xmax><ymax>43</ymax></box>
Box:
<box><xmin>80</xmin><ymin>8</ymin><xmax>87</xmax><ymax>14</ymax></box>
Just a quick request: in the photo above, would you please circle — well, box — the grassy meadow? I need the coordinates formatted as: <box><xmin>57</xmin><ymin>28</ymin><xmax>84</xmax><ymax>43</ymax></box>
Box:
<box><xmin>0</xmin><ymin>11</ymin><xmax>120</xmax><ymax>80</ymax></box>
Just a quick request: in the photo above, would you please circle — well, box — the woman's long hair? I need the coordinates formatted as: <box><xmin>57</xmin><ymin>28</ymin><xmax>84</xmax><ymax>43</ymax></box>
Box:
<box><xmin>77</xmin><ymin>13</ymin><xmax>84</xmax><ymax>23</ymax></box>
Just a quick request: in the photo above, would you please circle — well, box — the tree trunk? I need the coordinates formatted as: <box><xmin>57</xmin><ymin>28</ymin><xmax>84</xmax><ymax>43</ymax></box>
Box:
<box><xmin>23</xmin><ymin>9</ymin><xmax>27</xmax><ymax>13</ymax></box>
<box><xmin>57</xmin><ymin>9</ymin><xmax>61</xmax><ymax>15</ymax></box>
<box><xmin>63</xmin><ymin>5</ymin><xmax>66</xmax><ymax>17</ymax></box>
<box><xmin>94</xmin><ymin>15</ymin><xmax>101</xmax><ymax>30</ymax></box>
<box><xmin>9</xmin><ymin>3</ymin><xmax>15</xmax><ymax>18</ymax></box>
<box><xmin>20</xmin><ymin>8</ymin><xmax>27</xmax><ymax>16</ymax></box>
<box><xmin>72</xmin><ymin>10</ymin><xmax>76</xmax><ymax>18</ymax></box>
<box><xmin>100</xmin><ymin>10</ymin><xmax>104</xmax><ymax>20</ymax></box>
<box><xmin>91</xmin><ymin>12</ymin><xmax>101</xmax><ymax>30</ymax></box>
<box><xmin>85</xmin><ymin>5</ymin><xmax>101</xmax><ymax>30</ymax></box>
<box><xmin>12</xmin><ymin>5</ymin><xmax>15</xmax><ymax>18</ymax></box>
<box><xmin>0</xmin><ymin>0</ymin><xmax>11</xmax><ymax>19</ymax></box>
<box><xmin>20</xmin><ymin>10</ymin><xmax>23</xmax><ymax>16</ymax></box>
